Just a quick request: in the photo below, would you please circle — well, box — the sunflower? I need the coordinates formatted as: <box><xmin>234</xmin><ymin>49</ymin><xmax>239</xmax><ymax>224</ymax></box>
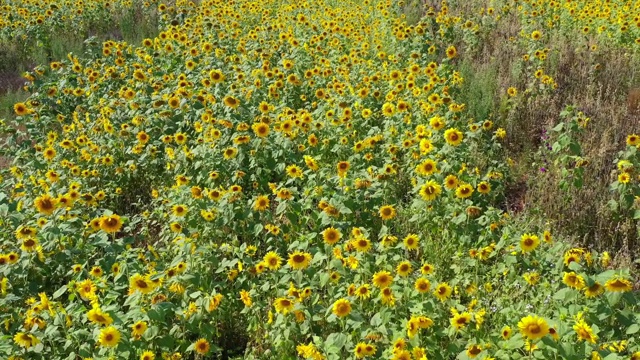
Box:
<box><xmin>477</xmin><ymin>181</ymin><xmax>491</xmax><ymax>194</ymax></box>
<box><xmin>501</xmin><ymin>326</ymin><xmax>512</xmax><ymax>339</ymax></box>
<box><xmin>337</xmin><ymin>161</ymin><xmax>350</xmax><ymax>178</ymax></box>
<box><xmin>520</xmin><ymin>233</ymin><xmax>540</xmax><ymax>252</ymax></box>
<box><xmin>604</xmin><ymin>277</ymin><xmax>632</xmax><ymax>292</ymax></box>
<box><xmin>276</xmin><ymin>188</ymin><xmax>293</xmax><ymax>200</ymax></box>
<box><xmin>209</xmin><ymin>69</ymin><xmax>225</xmax><ymax>83</ymax></box>
<box><xmin>286</xmin><ymin>164</ymin><xmax>303</xmax><ymax>178</ymax></box>
<box><xmin>332</xmin><ymin>298</ymin><xmax>351</xmax><ymax>317</ymax></box>
<box><xmin>222</xmin><ymin>147</ymin><xmax>238</xmax><ymax>159</ymax></box>
<box><xmin>455</xmin><ymin>183</ymin><xmax>474</xmax><ymax>199</ymax></box>
<box><xmin>518</xmin><ymin>315</ymin><xmax>549</xmax><ymax>340</ymax></box>
<box><xmin>445</xmin><ymin>45</ymin><xmax>457</xmax><ymax>58</ymax></box>
<box><xmin>451</xmin><ymin>311</ymin><xmax>472</xmax><ymax>330</ymax></box>
<box><xmin>194</xmin><ymin>338</ymin><xmax>210</xmax><ymax>355</ymax></box>
<box><xmin>322</xmin><ymin>227</ymin><xmax>342</xmax><ymax>245</ymax></box>
<box><xmin>132</xmin><ymin>321</ymin><xmax>148</xmax><ymax>337</ymax></box>
<box><xmin>420</xmin><ymin>263</ymin><xmax>435</xmax><ymax>275</ymax></box>
<box><xmin>414</xmin><ymin>278</ymin><xmax>431</xmax><ymax>293</ymax></box>
<box><xmin>263</xmin><ymin>251</ymin><xmax>282</xmax><ymax>270</ymax></box>
<box><xmin>254</xmin><ymin>195</ymin><xmax>270</xmax><ymax>211</ymax></box>
<box><xmin>252</xmin><ymin>122</ymin><xmax>270</xmax><ymax>137</ymax></box>
<box><xmin>353</xmin><ymin>343</ymin><xmax>369</xmax><ymax>359</ymax></box>
<box><xmin>434</xmin><ymin>282</ymin><xmax>452</xmax><ymax>302</ymax></box>
<box><xmin>372</xmin><ymin>271</ymin><xmax>393</xmax><ymax>288</ymax></box>
<box><xmin>288</xmin><ymin>251</ymin><xmax>312</xmax><ymax>270</ymax></box>
<box><xmin>274</xmin><ymin>297</ymin><xmax>295</xmax><ymax>314</ymax></box>
<box><xmin>415</xmin><ymin>159</ymin><xmax>438</xmax><ymax>176</ymax></box>
<box><xmin>171</xmin><ymin>204</ymin><xmax>188</xmax><ymax>217</ymax></box>
<box><xmin>98</xmin><ymin>326</ymin><xmax>121</xmax><ymax>348</ymax></box>
<box><xmin>43</xmin><ymin>147</ymin><xmax>56</xmax><ymax>160</ymax></box>
<box><xmin>444</xmin><ymin>128</ymin><xmax>463</xmax><ymax>146</ymax></box>
<box><xmin>582</xmin><ymin>282</ymin><xmax>603</xmax><ymax>298</ymax></box>
<box><xmin>100</xmin><ymin>214</ymin><xmax>123</xmax><ymax>233</ymax></box>
<box><xmin>380</xmin><ymin>234</ymin><xmax>398</xmax><ymax>247</ymax></box>
<box><xmin>396</xmin><ymin>261</ymin><xmax>412</xmax><ymax>277</ymax></box>
<box><xmin>419</xmin><ymin>180</ymin><xmax>442</xmax><ymax>201</ymax></box>
<box><xmin>169</xmin><ymin>222</ymin><xmax>183</xmax><ymax>233</ymax></box>
<box><xmin>140</xmin><ymin>351</ymin><xmax>155</xmax><ymax>360</ymax></box>
<box><xmin>223</xmin><ymin>96</ymin><xmax>240</xmax><ymax>108</ymax></box>
<box><xmin>439</xmin><ymin>175</ymin><xmax>458</xmax><ymax>190</ymax></box>
<box><xmin>14</xmin><ymin>332</ymin><xmax>39</xmax><ymax>349</ymax></box>
<box><xmin>21</xmin><ymin>238</ymin><xmax>39</xmax><ymax>252</ymax></box>
<box><xmin>355</xmin><ymin>284</ymin><xmax>371</xmax><ymax>300</ymax></box>
<box><xmin>382</xmin><ymin>103</ymin><xmax>395</xmax><ymax>117</ymax></box>
<box><xmin>563</xmin><ymin>272</ymin><xmax>586</xmax><ymax>289</ymax></box>
<box><xmin>34</xmin><ymin>194</ymin><xmax>58</xmax><ymax>215</ymax></box>
<box><xmin>531</xmin><ymin>30</ymin><xmax>542</xmax><ymax>40</ymax></box>
<box><xmin>626</xmin><ymin>134</ymin><xmax>639</xmax><ymax>146</ymax></box>
<box><xmin>15</xmin><ymin>225</ymin><xmax>36</xmax><ymax>239</ymax></box>
<box><xmin>130</xmin><ymin>273</ymin><xmax>154</xmax><ymax>294</ymax></box>
<box><xmin>400</xmin><ymin>234</ymin><xmax>419</xmax><ymax>252</ymax></box>
<box><xmin>87</xmin><ymin>306</ymin><xmax>113</xmax><ymax>326</ymax></box>
<box><xmin>90</xmin><ymin>266</ymin><xmax>103</xmax><ymax>277</ymax></box>
<box><xmin>168</xmin><ymin>96</ymin><xmax>181</xmax><ymax>109</ymax></box>
<box><xmin>379</xmin><ymin>205</ymin><xmax>396</xmax><ymax>220</ymax></box>
<box><xmin>573</xmin><ymin>320</ymin><xmax>597</xmax><ymax>343</ymax></box>
<box><xmin>14</xmin><ymin>102</ymin><xmax>31</xmax><ymax>116</ymax></box>
<box><xmin>77</xmin><ymin>279</ymin><xmax>97</xmax><ymax>300</ymax></box>
<box><xmin>352</xmin><ymin>237</ymin><xmax>371</xmax><ymax>253</ymax></box>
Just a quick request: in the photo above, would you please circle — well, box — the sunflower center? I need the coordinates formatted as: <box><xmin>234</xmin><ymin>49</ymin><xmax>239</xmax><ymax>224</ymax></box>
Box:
<box><xmin>528</xmin><ymin>324</ymin><xmax>541</xmax><ymax>334</ymax></box>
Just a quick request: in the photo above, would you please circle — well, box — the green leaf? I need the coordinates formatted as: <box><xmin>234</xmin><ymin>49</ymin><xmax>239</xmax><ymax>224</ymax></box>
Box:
<box><xmin>52</xmin><ymin>285</ymin><xmax>67</xmax><ymax>299</ymax></box>
<box><xmin>626</xmin><ymin>324</ymin><xmax>639</xmax><ymax>335</ymax></box>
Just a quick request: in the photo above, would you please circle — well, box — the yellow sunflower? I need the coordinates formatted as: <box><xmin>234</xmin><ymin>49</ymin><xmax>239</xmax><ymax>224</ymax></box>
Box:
<box><xmin>332</xmin><ymin>298</ymin><xmax>351</xmax><ymax>317</ymax></box>
<box><xmin>98</xmin><ymin>326</ymin><xmax>121</xmax><ymax>348</ymax></box>
<box><xmin>322</xmin><ymin>227</ymin><xmax>342</xmax><ymax>245</ymax></box>
<box><xmin>263</xmin><ymin>251</ymin><xmax>282</xmax><ymax>271</ymax></box>
<box><xmin>288</xmin><ymin>251</ymin><xmax>312</xmax><ymax>270</ymax></box>
<box><xmin>379</xmin><ymin>205</ymin><xmax>396</xmax><ymax>220</ymax></box>
<box><xmin>517</xmin><ymin>315</ymin><xmax>549</xmax><ymax>340</ymax></box>
<box><xmin>444</xmin><ymin>128</ymin><xmax>463</xmax><ymax>146</ymax></box>
<box><xmin>34</xmin><ymin>194</ymin><xmax>58</xmax><ymax>215</ymax></box>
<box><xmin>419</xmin><ymin>180</ymin><xmax>442</xmax><ymax>201</ymax></box>
<box><xmin>455</xmin><ymin>183</ymin><xmax>474</xmax><ymax>199</ymax></box>
<box><xmin>14</xmin><ymin>332</ymin><xmax>39</xmax><ymax>348</ymax></box>
<box><xmin>434</xmin><ymin>282</ymin><xmax>452</xmax><ymax>302</ymax></box>
<box><xmin>274</xmin><ymin>297</ymin><xmax>294</xmax><ymax>314</ymax></box>
<box><xmin>194</xmin><ymin>338</ymin><xmax>210</xmax><ymax>355</ymax></box>
<box><xmin>254</xmin><ymin>195</ymin><xmax>270</xmax><ymax>211</ymax></box>
<box><xmin>100</xmin><ymin>214</ymin><xmax>123</xmax><ymax>233</ymax></box>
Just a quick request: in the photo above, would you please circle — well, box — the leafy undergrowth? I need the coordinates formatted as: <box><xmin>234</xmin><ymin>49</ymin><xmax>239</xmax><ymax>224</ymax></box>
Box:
<box><xmin>0</xmin><ymin>0</ymin><xmax>638</xmax><ymax>360</ymax></box>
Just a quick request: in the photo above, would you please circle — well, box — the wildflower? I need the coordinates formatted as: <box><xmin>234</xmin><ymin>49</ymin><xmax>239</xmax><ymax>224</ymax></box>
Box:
<box><xmin>98</xmin><ymin>326</ymin><xmax>121</xmax><ymax>347</ymax></box>
<box><xmin>332</xmin><ymin>298</ymin><xmax>352</xmax><ymax>317</ymax></box>
<box><xmin>322</xmin><ymin>227</ymin><xmax>342</xmax><ymax>245</ymax></box>
<box><xmin>274</xmin><ymin>297</ymin><xmax>294</xmax><ymax>314</ymax></box>
<box><xmin>604</xmin><ymin>277</ymin><xmax>632</xmax><ymax>292</ymax></box>
<box><xmin>379</xmin><ymin>205</ymin><xmax>396</xmax><ymax>220</ymax></box>
<box><xmin>434</xmin><ymin>282</ymin><xmax>452</xmax><ymax>302</ymax></box>
<box><xmin>194</xmin><ymin>338</ymin><xmax>210</xmax><ymax>355</ymax></box>
<box><xmin>372</xmin><ymin>271</ymin><xmax>393</xmax><ymax>288</ymax></box>
<box><xmin>518</xmin><ymin>315</ymin><xmax>549</xmax><ymax>340</ymax></box>
<box><xmin>574</xmin><ymin>320</ymin><xmax>598</xmax><ymax>343</ymax></box>
<box><xmin>520</xmin><ymin>233</ymin><xmax>540</xmax><ymax>252</ymax></box>
<box><xmin>288</xmin><ymin>251</ymin><xmax>312</xmax><ymax>270</ymax></box>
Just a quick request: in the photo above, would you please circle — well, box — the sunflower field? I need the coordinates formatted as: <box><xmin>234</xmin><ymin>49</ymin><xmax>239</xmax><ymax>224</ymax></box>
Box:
<box><xmin>0</xmin><ymin>0</ymin><xmax>639</xmax><ymax>359</ymax></box>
